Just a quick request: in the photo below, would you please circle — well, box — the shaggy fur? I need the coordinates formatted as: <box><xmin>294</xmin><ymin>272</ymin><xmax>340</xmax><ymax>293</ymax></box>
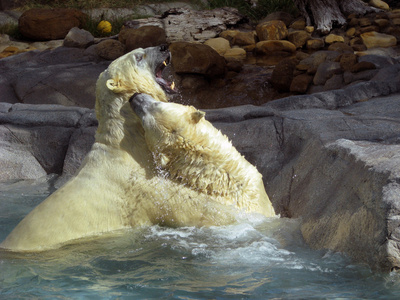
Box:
<box><xmin>131</xmin><ymin>93</ymin><xmax>276</xmax><ymax>214</ymax></box>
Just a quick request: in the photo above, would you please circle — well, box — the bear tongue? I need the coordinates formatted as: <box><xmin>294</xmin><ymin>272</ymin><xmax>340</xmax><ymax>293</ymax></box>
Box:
<box><xmin>156</xmin><ymin>76</ymin><xmax>177</xmax><ymax>94</ymax></box>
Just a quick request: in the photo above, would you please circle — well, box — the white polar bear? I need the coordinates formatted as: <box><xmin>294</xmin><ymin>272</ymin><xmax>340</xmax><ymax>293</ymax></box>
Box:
<box><xmin>0</xmin><ymin>46</ymin><xmax>275</xmax><ymax>252</ymax></box>
<box><xmin>130</xmin><ymin>93</ymin><xmax>275</xmax><ymax>217</ymax></box>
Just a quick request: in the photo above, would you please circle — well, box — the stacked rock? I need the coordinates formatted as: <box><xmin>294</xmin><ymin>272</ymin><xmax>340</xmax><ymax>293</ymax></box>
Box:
<box><xmin>1</xmin><ymin>2</ymin><xmax>400</xmax><ymax>103</ymax></box>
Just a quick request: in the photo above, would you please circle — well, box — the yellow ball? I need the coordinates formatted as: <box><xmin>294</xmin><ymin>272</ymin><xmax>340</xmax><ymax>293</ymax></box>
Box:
<box><xmin>97</xmin><ymin>20</ymin><xmax>112</xmax><ymax>34</ymax></box>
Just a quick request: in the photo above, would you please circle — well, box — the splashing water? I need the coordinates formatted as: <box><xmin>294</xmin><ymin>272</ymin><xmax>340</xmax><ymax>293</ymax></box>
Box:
<box><xmin>1</xmin><ymin>178</ymin><xmax>400</xmax><ymax>299</ymax></box>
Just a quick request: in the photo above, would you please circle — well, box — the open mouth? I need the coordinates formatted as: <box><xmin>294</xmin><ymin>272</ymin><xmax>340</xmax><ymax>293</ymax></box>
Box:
<box><xmin>155</xmin><ymin>55</ymin><xmax>177</xmax><ymax>94</ymax></box>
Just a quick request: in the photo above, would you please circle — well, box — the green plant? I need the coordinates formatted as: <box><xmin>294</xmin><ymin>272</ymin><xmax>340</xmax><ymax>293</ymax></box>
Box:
<box><xmin>207</xmin><ymin>0</ymin><xmax>298</xmax><ymax>20</ymax></box>
<box><xmin>17</xmin><ymin>0</ymin><xmax>203</xmax><ymax>10</ymax></box>
<box><xmin>0</xmin><ymin>24</ymin><xmax>22</xmax><ymax>39</ymax></box>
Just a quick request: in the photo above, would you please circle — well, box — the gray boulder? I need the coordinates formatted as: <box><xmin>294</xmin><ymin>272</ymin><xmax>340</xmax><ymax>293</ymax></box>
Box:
<box><xmin>0</xmin><ymin>103</ymin><xmax>94</xmax><ymax>180</ymax></box>
<box><xmin>0</xmin><ymin>47</ymin><xmax>109</xmax><ymax>107</ymax></box>
<box><xmin>264</xmin><ymin>95</ymin><xmax>400</xmax><ymax>271</ymax></box>
<box><xmin>1</xmin><ymin>89</ymin><xmax>400</xmax><ymax>271</ymax></box>
<box><xmin>205</xmin><ymin>91</ymin><xmax>400</xmax><ymax>271</ymax></box>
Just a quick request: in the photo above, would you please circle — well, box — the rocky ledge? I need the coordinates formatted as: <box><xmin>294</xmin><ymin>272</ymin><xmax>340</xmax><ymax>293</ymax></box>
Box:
<box><xmin>2</xmin><ymin>4</ymin><xmax>400</xmax><ymax>108</ymax></box>
<box><xmin>1</xmin><ymin>76</ymin><xmax>400</xmax><ymax>271</ymax></box>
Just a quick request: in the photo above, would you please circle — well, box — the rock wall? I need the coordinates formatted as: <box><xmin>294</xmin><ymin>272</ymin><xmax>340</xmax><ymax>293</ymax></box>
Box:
<box><xmin>209</xmin><ymin>90</ymin><xmax>400</xmax><ymax>271</ymax></box>
<box><xmin>1</xmin><ymin>80</ymin><xmax>400</xmax><ymax>271</ymax></box>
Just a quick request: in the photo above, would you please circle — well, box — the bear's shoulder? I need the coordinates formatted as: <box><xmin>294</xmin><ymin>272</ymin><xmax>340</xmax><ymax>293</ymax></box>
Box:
<box><xmin>153</xmin><ymin>118</ymin><xmax>261</xmax><ymax>199</ymax></box>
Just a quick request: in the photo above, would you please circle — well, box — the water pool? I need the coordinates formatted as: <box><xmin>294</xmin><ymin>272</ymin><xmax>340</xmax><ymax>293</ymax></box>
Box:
<box><xmin>1</xmin><ymin>178</ymin><xmax>400</xmax><ymax>299</ymax></box>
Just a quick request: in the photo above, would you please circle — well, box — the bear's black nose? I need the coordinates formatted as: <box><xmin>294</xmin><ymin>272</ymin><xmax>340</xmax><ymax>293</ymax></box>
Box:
<box><xmin>129</xmin><ymin>93</ymin><xmax>141</xmax><ymax>103</ymax></box>
<box><xmin>159</xmin><ymin>44</ymin><xmax>168</xmax><ymax>52</ymax></box>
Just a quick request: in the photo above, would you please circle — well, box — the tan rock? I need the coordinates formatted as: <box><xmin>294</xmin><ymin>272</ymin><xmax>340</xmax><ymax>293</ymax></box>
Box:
<box><xmin>287</xmin><ymin>30</ymin><xmax>311</xmax><ymax>48</ymax></box>
<box><xmin>305</xmin><ymin>26</ymin><xmax>314</xmax><ymax>33</ymax></box>
<box><xmin>254</xmin><ymin>40</ymin><xmax>296</xmax><ymax>56</ymax></box>
<box><xmin>119</xmin><ymin>26</ymin><xmax>166</xmax><ymax>52</ymax></box>
<box><xmin>0</xmin><ymin>46</ymin><xmax>21</xmax><ymax>58</ymax></box>
<box><xmin>296</xmin><ymin>51</ymin><xmax>309</xmax><ymax>61</ymax></box>
<box><xmin>350</xmin><ymin>37</ymin><xmax>363</xmax><ymax>47</ymax></box>
<box><xmin>359</xmin><ymin>25</ymin><xmax>380</xmax><ymax>34</ymax></box>
<box><xmin>290</xmin><ymin>19</ymin><xmax>306</xmax><ymax>30</ymax></box>
<box><xmin>328</xmin><ymin>42</ymin><xmax>353</xmax><ymax>52</ymax></box>
<box><xmin>348</xmin><ymin>18</ymin><xmax>359</xmax><ymax>27</ymax></box>
<box><xmin>31</xmin><ymin>40</ymin><xmax>63</xmax><ymax>50</ymax></box>
<box><xmin>95</xmin><ymin>39</ymin><xmax>125</xmax><ymax>60</ymax></box>
<box><xmin>243</xmin><ymin>44</ymin><xmax>256</xmax><ymax>52</ymax></box>
<box><xmin>325</xmin><ymin>34</ymin><xmax>345</xmax><ymax>44</ymax></box>
<box><xmin>219</xmin><ymin>30</ymin><xmax>256</xmax><ymax>46</ymax></box>
<box><xmin>360</xmin><ymin>31</ymin><xmax>397</xmax><ymax>49</ymax></box>
<box><xmin>223</xmin><ymin>47</ymin><xmax>246</xmax><ymax>60</ymax></box>
<box><xmin>359</xmin><ymin>18</ymin><xmax>372</xmax><ymax>27</ymax></box>
<box><xmin>352</xmin><ymin>44</ymin><xmax>367</xmax><ymax>51</ymax></box>
<box><xmin>369</xmin><ymin>0</ymin><xmax>389</xmax><ymax>10</ymax></box>
<box><xmin>169</xmin><ymin>42</ymin><xmax>226</xmax><ymax>77</ymax></box>
<box><xmin>232</xmin><ymin>31</ymin><xmax>257</xmax><ymax>46</ymax></box>
<box><xmin>374</xmin><ymin>19</ymin><xmax>390</xmax><ymax>28</ymax></box>
<box><xmin>392</xmin><ymin>18</ymin><xmax>400</xmax><ymax>26</ymax></box>
<box><xmin>256</xmin><ymin>20</ymin><xmax>288</xmax><ymax>41</ymax></box>
<box><xmin>219</xmin><ymin>30</ymin><xmax>237</xmax><ymax>44</ymax></box>
<box><xmin>346</xmin><ymin>28</ymin><xmax>356</xmax><ymax>37</ymax></box>
<box><xmin>306</xmin><ymin>39</ymin><xmax>324</xmax><ymax>50</ymax></box>
<box><xmin>205</xmin><ymin>37</ymin><xmax>231</xmax><ymax>55</ymax></box>
<box><xmin>296</xmin><ymin>63</ymin><xmax>309</xmax><ymax>72</ymax></box>
<box><xmin>388</xmin><ymin>12</ymin><xmax>400</xmax><ymax>19</ymax></box>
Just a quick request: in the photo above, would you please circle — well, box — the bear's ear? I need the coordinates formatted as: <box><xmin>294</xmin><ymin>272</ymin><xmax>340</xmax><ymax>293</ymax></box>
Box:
<box><xmin>134</xmin><ymin>52</ymin><xmax>145</xmax><ymax>63</ymax></box>
<box><xmin>191</xmin><ymin>110</ymin><xmax>205</xmax><ymax>124</ymax></box>
<box><xmin>106</xmin><ymin>79</ymin><xmax>120</xmax><ymax>91</ymax></box>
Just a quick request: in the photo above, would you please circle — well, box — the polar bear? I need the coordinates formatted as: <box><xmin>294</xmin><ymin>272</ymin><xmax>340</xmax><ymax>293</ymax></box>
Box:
<box><xmin>0</xmin><ymin>45</ymin><xmax>274</xmax><ymax>252</ymax></box>
<box><xmin>130</xmin><ymin>93</ymin><xmax>275</xmax><ymax>217</ymax></box>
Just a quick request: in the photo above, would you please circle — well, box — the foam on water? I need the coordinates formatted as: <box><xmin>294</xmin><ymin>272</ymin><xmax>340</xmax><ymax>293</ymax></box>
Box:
<box><xmin>2</xmin><ymin>178</ymin><xmax>400</xmax><ymax>299</ymax></box>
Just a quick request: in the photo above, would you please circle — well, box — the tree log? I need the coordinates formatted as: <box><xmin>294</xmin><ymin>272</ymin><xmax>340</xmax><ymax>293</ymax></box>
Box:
<box><xmin>293</xmin><ymin>0</ymin><xmax>380</xmax><ymax>33</ymax></box>
<box><xmin>123</xmin><ymin>7</ymin><xmax>246</xmax><ymax>43</ymax></box>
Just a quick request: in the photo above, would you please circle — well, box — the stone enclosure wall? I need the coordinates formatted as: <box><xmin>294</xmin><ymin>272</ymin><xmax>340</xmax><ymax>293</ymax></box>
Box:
<box><xmin>2</xmin><ymin>78</ymin><xmax>400</xmax><ymax>271</ymax></box>
<box><xmin>1</xmin><ymin>2</ymin><xmax>400</xmax><ymax>271</ymax></box>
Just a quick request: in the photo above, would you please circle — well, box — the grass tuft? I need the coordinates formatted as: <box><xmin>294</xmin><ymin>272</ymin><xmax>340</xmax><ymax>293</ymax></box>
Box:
<box><xmin>206</xmin><ymin>0</ymin><xmax>298</xmax><ymax>20</ymax></box>
<box><xmin>0</xmin><ymin>24</ymin><xmax>23</xmax><ymax>39</ymax></box>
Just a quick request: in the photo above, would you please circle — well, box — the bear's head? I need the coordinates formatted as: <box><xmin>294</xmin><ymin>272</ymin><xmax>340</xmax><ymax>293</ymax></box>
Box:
<box><xmin>129</xmin><ymin>93</ymin><xmax>271</xmax><ymax>212</ymax></box>
<box><xmin>129</xmin><ymin>93</ymin><xmax>255</xmax><ymax>198</ymax></box>
<box><xmin>129</xmin><ymin>93</ymin><xmax>206</xmax><ymax>158</ymax></box>
<box><xmin>97</xmin><ymin>45</ymin><xmax>175</xmax><ymax>101</ymax></box>
<box><xmin>95</xmin><ymin>45</ymin><xmax>176</xmax><ymax>146</ymax></box>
